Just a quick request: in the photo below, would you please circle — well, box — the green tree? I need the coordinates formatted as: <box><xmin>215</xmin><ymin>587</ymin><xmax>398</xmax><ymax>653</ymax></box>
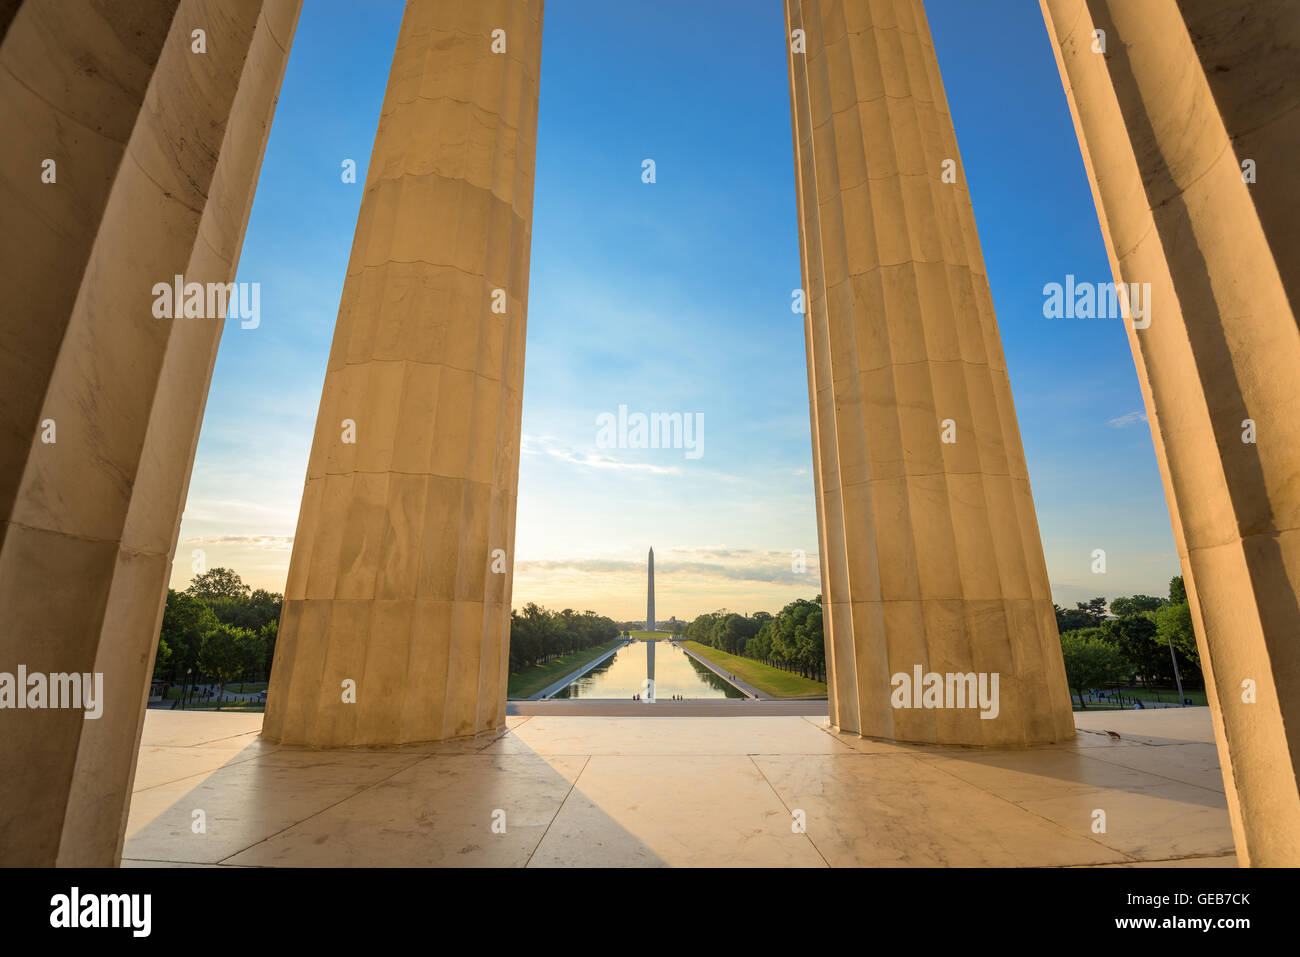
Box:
<box><xmin>1100</xmin><ymin>613</ymin><xmax>1161</xmax><ymax>685</ymax></box>
<box><xmin>1059</xmin><ymin>631</ymin><xmax>1127</xmax><ymax>709</ymax></box>
<box><xmin>187</xmin><ymin>566</ymin><xmax>251</xmax><ymax>601</ymax></box>
<box><xmin>1156</xmin><ymin>600</ymin><xmax>1199</xmax><ymax>667</ymax></box>
<box><xmin>259</xmin><ymin>619</ymin><xmax>278</xmax><ymax>678</ymax></box>
<box><xmin>1170</xmin><ymin>575</ymin><xmax>1187</xmax><ymax>605</ymax></box>
<box><xmin>1109</xmin><ymin>594</ymin><xmax>1164</xmax><ymax>617</ymax></box>
<box><xmin>792</xmin><ymin>599</ymin><xmax>825</xmax><ymax>680</ymax></box>
<box><xmin>158</xmin><ymin>590</ymin><xmax>219</xmax><ymax>680</ymax></box>
<box><xmin>1055</xmin><ymin>599</ymin><xmax>1105</xmax><ymax>632</ymax></box>
<box><xmin>152</xmin><ymin>636</ymin><xmax>173</xmax><ymax>681</ymax></box>
<box><xmin>505</xmin><ymin>603</ymin><xmax>618</xmax><ymax>672</ymax></box>
<box><xmin>1078</xmin><ymin>597</ymin><xmax>1108</xmax><ymax>625</ymax></box>
<box><xmin>207</xmin><ymin>587</ymin><xmax>281</xmax><ymax>632</ymax></box>
<box><xmin>199</xmin><ymin>624</ymin><xmax>250</xmax><ymax>708</ymax></box>
<box><xmin>236</xmin><ymin>630</ymin><xmax>268</xmax><ymax>684</ymax></box>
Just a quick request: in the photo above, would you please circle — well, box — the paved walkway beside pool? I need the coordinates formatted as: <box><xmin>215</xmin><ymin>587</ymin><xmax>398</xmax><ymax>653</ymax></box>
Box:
<box><xmin>671</xmin><ymin>639</ymin><xmax>768</xmax><ymax>699</ymax></box>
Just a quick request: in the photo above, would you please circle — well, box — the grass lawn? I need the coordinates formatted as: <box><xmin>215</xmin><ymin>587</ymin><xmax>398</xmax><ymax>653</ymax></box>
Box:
<box><xmin>1122</xmin><ymin>687</ymin><xmax>1207</xmax><ymax>706</ymax></box>
<box><xmin>164</xmin><ymin>681</ymin><xmax>268</xmax><ymax>699</ymax></box>
<box><xmin>630</xmin><ymin>630</ymin><xmax>672</xmax><ymax>640</ymax></box>
<box><xmin>681</xmin><ymin>641</ymin><xmax>827</xmax><ymax>698</ymax></box>
<box><xmin>227</xmin><ymin>682</ymin><xmax>268</xmax><ymax>694</ymax></box>
<box><xmin>176</xmin><ymin>703</ymin><xmax>265</xmax><ymax>712</ymax></box>
<box><xmin>507</xmin><ymin>638</ymin><xmax>624</xmax><ymax>699</ymax></box>
<box><xmin>1072</xmin><ymin>686</ymin><xmax>1208</xmax><ymax>711</ymax></box>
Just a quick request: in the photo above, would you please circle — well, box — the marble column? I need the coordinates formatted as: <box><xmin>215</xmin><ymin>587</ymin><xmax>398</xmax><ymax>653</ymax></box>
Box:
<box><xmin>784</xmin><ymin>0</ymin><xmax>1076</xmax><ymax>747</ymax></box>
<box><xmin>0</xmin><ymin>0</ymin><xmax>300</xmax><ymax>865</ymax></box>
<box><xmin>263</xmin><ymin>0</ymin><xmax>544</xmax><ymax>747</ymax></box>
<box><xmin>1040</xmin><ymin>0</ymin><xmax>1300</xmax><ymax>866</ymax></box>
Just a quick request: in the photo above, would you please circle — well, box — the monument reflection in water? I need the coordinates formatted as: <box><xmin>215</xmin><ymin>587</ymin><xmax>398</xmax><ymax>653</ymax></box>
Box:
<box><xmin>550</xmin><ymin>641</ymin><xmax>744</xmax><ymax>699</ymax></box>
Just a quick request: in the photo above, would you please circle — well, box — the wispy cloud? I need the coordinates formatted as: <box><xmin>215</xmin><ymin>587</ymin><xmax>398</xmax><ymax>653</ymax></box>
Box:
<box><xmin>545</xmin><ymin>447</ymin><xmax>680</xmax><ymax>474</ymax></box>
<box><xmin>1108</xmin><ymin>410</ymin><xmax>1148</xmax><ymax>428</ymax></box>
<box><xmin>181</xmin><ymin>535</ymin><xmax>294</xmax><ymax>550</ymax></box>
<box><xmin>522</xmin><ymin>433</ymin><xmax>681</xmax><ymax>475</ymax></box>
<box><xmin>515</xmin><ymin>546</ymin><xmax>820</xmax><ymax>587</ymax></box>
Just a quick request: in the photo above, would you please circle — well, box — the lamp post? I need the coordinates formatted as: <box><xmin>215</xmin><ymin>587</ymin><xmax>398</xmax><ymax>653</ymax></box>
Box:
<box><xmin>184</xmin><ymin>667</ymin><xmax>192</xmax><ymax>710</ymax></box>
<box><xmin>1166</xmin><ymin>635</ymin><xmax>1186</xmax><ymax>707</ymax></box>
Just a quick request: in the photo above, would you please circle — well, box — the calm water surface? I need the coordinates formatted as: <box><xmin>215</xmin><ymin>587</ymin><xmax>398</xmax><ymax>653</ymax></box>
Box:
<box><xmin>550</xmin><ymin>640</ymin><xmax>744</xmax><ymax>699</ymax></box>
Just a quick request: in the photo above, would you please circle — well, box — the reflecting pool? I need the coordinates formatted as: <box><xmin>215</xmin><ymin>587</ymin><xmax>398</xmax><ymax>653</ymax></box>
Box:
<box><xmin>550</xmin><ymin>640</ymin><xmax>744</xmax><ymax>699</ymax></box>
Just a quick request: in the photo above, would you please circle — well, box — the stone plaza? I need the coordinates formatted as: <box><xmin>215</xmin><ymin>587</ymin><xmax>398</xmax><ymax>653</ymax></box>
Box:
<box><xmin>1</xmin><ymin>0</ymin><xmax>1296</xmax><ymax>867</ymax></box>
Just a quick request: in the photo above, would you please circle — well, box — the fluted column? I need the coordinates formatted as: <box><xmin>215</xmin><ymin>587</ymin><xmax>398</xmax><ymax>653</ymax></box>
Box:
<box><xmin>1040</xmin><ymin>0</ymin><xmax>1300</xmax><ymax>866</ymax></box>
<box><xmin>0</xmin><ymin>0</ymin><xmax>300</xmax><ymax>865</ymax></box>
<box><xmin>263</xmin><ymin>0</ymin><xmax>543</xmax><ymax>747</ymax></box>
<box><xmin>785</xmin><ymin>0</ymin><xmax>1075</xmax><ymax>746</ymax></box>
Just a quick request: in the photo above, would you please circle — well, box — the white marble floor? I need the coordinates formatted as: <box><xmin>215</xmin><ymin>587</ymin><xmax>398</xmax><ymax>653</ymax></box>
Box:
<box><xmin>122</xmin><ymin>708</ymin><xmax>1237</xmax><ymax>867</ymax></box>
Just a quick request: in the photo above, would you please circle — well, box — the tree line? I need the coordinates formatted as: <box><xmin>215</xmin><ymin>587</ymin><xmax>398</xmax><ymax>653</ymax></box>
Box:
<box><xmin>684</xmin><ymin>597</ymin><xmax>826</xmax><ymax>681</ymax></box>
<box><xmin>152</xmin><ymin>567</ymin><xmax>1202</xmax><ymax>713</ymax></box>
<box><xmin>1056</xmin><ymin>576</ymin><xmax>1200</xmax><ymax>708</ymax></box>
<box><xmin>509</xmin><ymin>604</ymin><xmax>621</xmax><ymax>672</ymax></box>
<box><xmin>152</xmin><ymin>567</ymin><xmax>280</xmax><ymax>706</ymax></box>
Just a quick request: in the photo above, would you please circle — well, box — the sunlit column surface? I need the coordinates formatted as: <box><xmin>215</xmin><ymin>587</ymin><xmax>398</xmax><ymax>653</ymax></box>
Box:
<box><xmin>785</xmin><ymin>0</ymin><xmax>1075</xmax><ymax>746</ymax></box>
<box><xmin>1041</xmin><ymin>0</ymin><xmax>1300</xmax><ymax>866</ymax></box>
<box><xmin>0</xmin><ymin>0</ymin><xmax>300</xmax><ymax>865</ymax></box>
<box><xmin>264</xmin><ymin>0</ymin><xmax>544</xmax><ymax>747</ymax></box>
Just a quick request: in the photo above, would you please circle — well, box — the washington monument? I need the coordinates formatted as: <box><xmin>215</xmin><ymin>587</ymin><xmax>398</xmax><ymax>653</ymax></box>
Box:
<box><xmin>646</xmin><ymin>546</ymin><xmax>655</xmax><ymax>633</ymax></box>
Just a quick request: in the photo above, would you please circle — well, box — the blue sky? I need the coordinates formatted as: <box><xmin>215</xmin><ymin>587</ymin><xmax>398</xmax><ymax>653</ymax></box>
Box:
<box><xmin>171</xmin><ymin>0</ymin><xmax>1180</xmax><ymax>619</ymax></box>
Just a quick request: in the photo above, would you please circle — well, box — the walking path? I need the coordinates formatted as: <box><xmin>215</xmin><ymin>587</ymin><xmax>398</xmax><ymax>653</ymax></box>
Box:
<box><xmin>530</xmin><ymin>640</ymin><xmax>631</xmax><ymax>700</ymax></box>
<box><xmin>509</xmin><ymin>698</ymin><xmax>826</xmax><ymax>716</ymax></box>
<box><xmin>148</xmin><ymin>682</ymin><xmax>266</xmax><ymax>710</ymax></box>
<box><xmin>672</xmin><ymin>640</ymin><xmax>768</xmax><ymax>699</ymax></box>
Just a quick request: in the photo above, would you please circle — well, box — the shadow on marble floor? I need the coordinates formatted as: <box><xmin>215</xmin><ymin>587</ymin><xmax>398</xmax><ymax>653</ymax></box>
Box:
<box><xmin>122</xmin><ymin>708</ymin><xmax>1236</xmax><ymax>868</ymax></box>
<box><xmin>125</xmin><ymin>714</ymin><xmax>668</xmax><ymax>867</ymax></box>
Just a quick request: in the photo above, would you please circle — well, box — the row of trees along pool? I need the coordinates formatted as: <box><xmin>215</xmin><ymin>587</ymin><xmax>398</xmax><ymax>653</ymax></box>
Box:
<box><xmin>148</xmin><ymin>568</ymin><xmax>1200</xmax><ymax>712</ymax></box>
<box><xmin>1056</xmin><ymin>576</ymin><xmax>1203</xmax><ymax>708</ymax></box>
<box><xmin>684</xmin><ymin>597</ymin><xmax>826</xmax><ymax>682</ymax></box>
<box><xmin>152</xmin><ymin>567</ymin><xmax>281</xmax><ymax>707</ymax></box>
<box><xmin>509</xmin><ymin>604</ymin><xmax>622</xmax><ymax>672</ymax></box>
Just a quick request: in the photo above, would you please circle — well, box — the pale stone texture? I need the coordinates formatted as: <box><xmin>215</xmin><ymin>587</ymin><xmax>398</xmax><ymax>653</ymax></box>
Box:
<box><xmin>1040</xmin><ymin>0</ymin><xmax>1300</xmax><ymax>867</ymax></box>
<box><xmin>124</xmin><ymin>709</ymin><xmax>1235</xmax><ymax>867</ymax></box>
<box><xmin>0</xmin><ymin>0</ymin><xmax>300</xmax><ymax>865</ymax></box>
<box><xmin>262</xmin><ymin>0</ymin><xmax>544</xmax><ymax>747</ymax></box>
<box><xmin>784</xmin><ymin>0</ymin><xmax>1074</xmax><ymax>746</ymax></box>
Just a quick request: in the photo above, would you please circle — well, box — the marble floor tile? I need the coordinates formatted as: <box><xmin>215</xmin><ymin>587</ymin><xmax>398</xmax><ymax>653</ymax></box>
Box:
<box><xmin>486</xmin><ymin>715</ymin><xmax>855</xmax><ymax>756</ymax></box>
<box><xmin>528</xmin><ymin>755</ymin><xmax>828</xmax><ymax>867</ymax></box>
<box><xmin>124</xmin><ymin>750</ymin><xmax>426</xmax><ymax>864</ymax></box>
<box><xmin>1015</xmin><ymin>782</ymin><xmax>1235</xmax><ymax>860</ymax></box>
<box><xmin>131</xmin><ymin>743</ymin><xmax>271</xmax><ymax>792</ymax></box>
<box><xmin>140</xmin><ymin>711</ymin><xmax>267</xmax><ymax>747</ymax></box>
<box><xmin>222</xmin><ymin>753</ymin><xmax>588</xmax><ymax>867</ymax></box>
<box><xmin>921</xmin><ymin>747</ymin><xmax>1179</xmax><ymax>803</ymax></box>
<box><xmin>122</xmin><ymin>708</ymin><xmax>1238</xmax><ymax>867</ymax></box>
<box><xmin>1079</xmin><ymin>742</ymin><xmax>1227</xmax><ymax>793</ymax></box>
<box><xmin>754</xmin><ymin>753</ymin><xmax>1129</xmax><ymax>866</ymax></box>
